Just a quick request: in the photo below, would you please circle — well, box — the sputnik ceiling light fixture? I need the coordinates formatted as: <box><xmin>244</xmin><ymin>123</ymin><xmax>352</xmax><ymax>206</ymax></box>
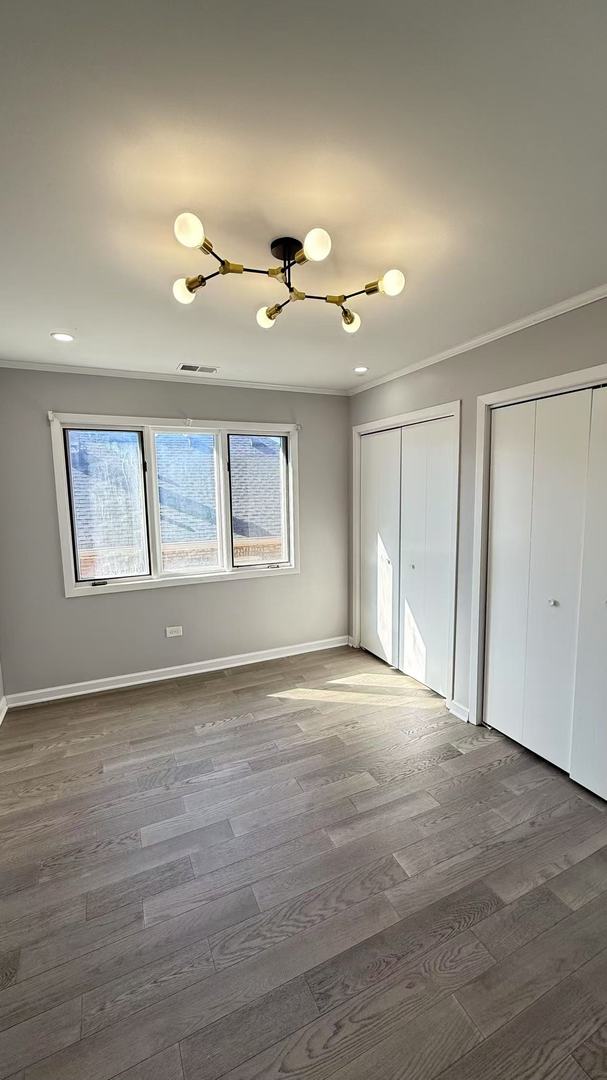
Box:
<box><xmin>172</xmin><ymin>213</ymin><xmax>405</xmax><ymax>334</ymax></box>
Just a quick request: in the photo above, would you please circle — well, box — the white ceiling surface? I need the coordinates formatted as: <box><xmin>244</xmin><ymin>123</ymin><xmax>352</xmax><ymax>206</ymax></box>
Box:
<box><xmin>1</xmin><ymin>2</ymin><xmax>607</xmax><ymax>394</ymax></box>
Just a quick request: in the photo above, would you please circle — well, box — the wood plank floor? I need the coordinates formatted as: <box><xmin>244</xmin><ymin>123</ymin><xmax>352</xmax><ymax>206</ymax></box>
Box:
<box><xmin>0</xmin><ymin>646</ymin><xmax>606</xmax><ymax>1080</ymax></box>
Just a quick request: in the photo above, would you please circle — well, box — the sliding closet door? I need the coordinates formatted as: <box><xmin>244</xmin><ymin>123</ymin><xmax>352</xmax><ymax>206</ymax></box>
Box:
<box><xmin>571</xmin><ymin>387</ymin><xmax>607</xmax><ymax>798</ymax></box>
<box><xmin>484</xmin><ymin>401</ymin><xmax>536</xmax><ymax>743</ymax></box>
<box><xmin>523</xmin><ymin>389</ymin><xmax>591</xmax><ymax>770</ymax></box>
<box><xmin>359</xmin><ymin>428</ymin><xmax>401</xmax><ymax>665</ymax></box>
<box><xmin>400</xmin><ymin>416</ymin><xmax>456</xmax><ymax>695</ymax></box>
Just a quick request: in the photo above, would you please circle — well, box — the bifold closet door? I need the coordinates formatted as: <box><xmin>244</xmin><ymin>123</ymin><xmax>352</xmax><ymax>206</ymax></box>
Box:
<box><xmin>484</xmin><ymin>389</ymin><xmax>591</xmax><ymax>771</ymax></box>
<box><xmin>400</xmin><ymin>416</ymin><xmax>456</xmax><ymax>695</ymax></box>
<box><xmin>571</xmin><ymin>387</ymin><xmax>607</xmax><ymax>798</ymax></box>
<box><xmin>484</xmin><ymin>400</ymin><xmax>536</xmax><ymax>744</ymax></box>
<box><xmin>359</xmin><ymin>428</ymin><xmax>401</xmax><ymax>665</ymax></box>
<box><xmin>523</xmin><ymin>389</ymin><xmax>591</xmax><ymax>769</ymax></box>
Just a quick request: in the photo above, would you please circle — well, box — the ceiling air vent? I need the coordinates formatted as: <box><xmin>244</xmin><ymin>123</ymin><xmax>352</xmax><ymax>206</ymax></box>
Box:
<box><xmin>177</xmin><ymin>364</ymin><xmax>218</xmax><ymax>375</ymax></box>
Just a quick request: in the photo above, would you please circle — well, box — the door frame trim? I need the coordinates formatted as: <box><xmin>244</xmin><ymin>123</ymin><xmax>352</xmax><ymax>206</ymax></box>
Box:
<box><xmin>351</xmin><ymin>401</ymin><xmax>461</xmax><ymax>709</ymax></box>
<box><xmin>469</xmin><ymin>361</ymin><xmax>607</xmax><ymax>727</ymax></box>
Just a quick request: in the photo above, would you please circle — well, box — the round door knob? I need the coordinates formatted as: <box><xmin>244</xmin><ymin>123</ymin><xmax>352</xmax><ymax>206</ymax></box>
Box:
<box><xmin>548</xmin><ymin>599</ymin><xmax>559</xmax><ymax>607</ymax></box>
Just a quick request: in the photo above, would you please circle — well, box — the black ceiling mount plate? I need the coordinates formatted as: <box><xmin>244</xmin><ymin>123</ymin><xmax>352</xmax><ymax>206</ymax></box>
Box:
<box><xmin>270</xmin><ymin>236</ymin><xmax>302</xmax><ymax>263</ymax></box>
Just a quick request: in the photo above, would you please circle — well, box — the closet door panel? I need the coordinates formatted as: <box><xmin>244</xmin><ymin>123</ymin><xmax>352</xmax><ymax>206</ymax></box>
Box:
<box><xmin>523</xmin><ymin>389</ymin><xmax>591</xmax><ymax>769</ymax></box>
<box><xmin>423</xmin><ymin>416</ymin><xmax>457</xmax><ymax>696</ymax></box>
<box><xmin>484</xmin><ymin>401</ymin><xmax>536</xmax><ymax>743</ymax></box>
<box><xmin>571</xmin><ymin>387</ymin><xmax>607</xmax><ymax>798</ymax></box>
<box><xmin>400</xmin><ymin>417</ymin><xmax>456</xmax><ymax>695</ymax></box>
<box><xmin>400</xmin><ymin>423</ymin><xmax>428</xmax><ymax>684</ymax></box>
<box><xmin>360</xmin><ymin>428</ymin><xmax>401</xmax><ymax>665</ymax></box>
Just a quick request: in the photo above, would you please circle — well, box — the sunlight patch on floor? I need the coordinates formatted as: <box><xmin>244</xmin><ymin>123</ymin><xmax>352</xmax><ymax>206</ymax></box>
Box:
<box><xmin>268</xmin><ymin>686</ymin><xmax>428</xmax><ymax>707</ymax></box>
<box><xmin>327</xmin><ymin>671</ymin><xmax>428</xmax><ymax>691</ymax></box>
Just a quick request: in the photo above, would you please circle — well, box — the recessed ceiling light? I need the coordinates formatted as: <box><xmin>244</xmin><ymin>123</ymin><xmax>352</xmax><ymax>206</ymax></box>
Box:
<box><xmin>354</xmin><ymin>366</ymin><xmax>368</xmax><ymax>375</ymax></box>
<box><xmin>50</xmin><ymin>331</ymin><xmax>74</xmax><ymax>343</ymax></box>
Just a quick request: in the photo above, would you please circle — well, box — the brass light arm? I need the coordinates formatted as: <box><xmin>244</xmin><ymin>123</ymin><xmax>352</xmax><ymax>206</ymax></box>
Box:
<box><xmin>299</xmin><ymin>283</ymin><xmax>382</xmax><ymax>302</ymax></box>
<box><xmin>219</xmin><ymin>260</ymin><xmax>244</xmax><ymax>275</ymax></box>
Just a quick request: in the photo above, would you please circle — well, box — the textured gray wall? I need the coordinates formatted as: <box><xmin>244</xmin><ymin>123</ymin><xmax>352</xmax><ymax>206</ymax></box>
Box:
<box><xmin>350</xmin><ymin>297</ymin><xmax>607</xmax><ymax>711</ymax></box>
<box><xmin>0</xmin><ymin>369</ymin><xmax>349</xmax><ymax>694</ymax></box>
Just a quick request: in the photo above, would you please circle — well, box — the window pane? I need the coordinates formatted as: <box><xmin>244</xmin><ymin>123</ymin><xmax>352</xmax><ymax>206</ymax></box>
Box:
<box><xmin>228</xmin><ymin>434</ymin><xmax>289</xmax><ymax>566</ymax></box>
<box><xmin>155</xmin><ymin>432</ymin><xmax>220</xmax><ymax>572</ymax></box>
<box><xmin>66</xmin><ymin>429</ymin><xmax>150</xmax><ymax>581</ymax></box>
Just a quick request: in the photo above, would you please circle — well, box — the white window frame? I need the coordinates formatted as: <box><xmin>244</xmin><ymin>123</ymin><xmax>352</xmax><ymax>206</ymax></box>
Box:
<box><xmin>49</xmin><ymin>412</ymin><xmax>300</xmax><ymax>598</ymax></box>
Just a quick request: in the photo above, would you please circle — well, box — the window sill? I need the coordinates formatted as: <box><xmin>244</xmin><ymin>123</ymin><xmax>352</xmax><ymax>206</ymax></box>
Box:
<box><xmin>65</xmin><ymin>564</ymin><xmax>300</xmax><ymax>598</ymax></box>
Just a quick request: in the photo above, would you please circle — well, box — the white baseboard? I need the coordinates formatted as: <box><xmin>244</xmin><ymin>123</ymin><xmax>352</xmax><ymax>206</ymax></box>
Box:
<box><xmin>447</xmin><ymin>699</ymin><xmax>471</xmax><ymax>723</ymax></box>
<box><xmin>0</xmin><ymin>697</ymin><xmax>7</xmax><ymax>725</ymax></box>
<box><xmin>5</xmin><ymin>636</ymin><xmax>351</xmax><ymax>709</ymax></box>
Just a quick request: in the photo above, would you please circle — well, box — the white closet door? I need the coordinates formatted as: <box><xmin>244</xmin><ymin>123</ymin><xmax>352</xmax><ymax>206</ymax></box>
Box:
<box><xmin>360</xmin><ymin>428</ymin><xmax>401</xmax><ymax>665</ymax></box>
<box><xmin>484</xmin><ymin>401</ymin><xmax>536</xmax><ymax>742</ymax></box>
<box><xmin>571</xmin><ymin>387</ymin><xmax>607</xmax><ymax>798</ymax></box>
<box><xmin>523</xmin><ymin>389</ymin><xmax>591</xmax><ymax>770</ymax></box>
<box><xmin>400</xmin><ymin>424</ymin><xmax>428</xmax><ymax>684</ymax></box>
<box><xmin>424</xmin><ymin>416</ymin><xmax>457</xmax><ymax>696</ymax></box>
<box><xmin>400</xmin><ymin>417</ymin><xmax>456</xmax><ymax>695</ymax></box>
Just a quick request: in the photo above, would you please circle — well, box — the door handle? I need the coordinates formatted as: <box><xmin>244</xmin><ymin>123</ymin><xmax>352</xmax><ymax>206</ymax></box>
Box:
<box><xmin>548</xmin><ymin>599</ymin><xmax>560</xmax><ymax>607</ymax></box>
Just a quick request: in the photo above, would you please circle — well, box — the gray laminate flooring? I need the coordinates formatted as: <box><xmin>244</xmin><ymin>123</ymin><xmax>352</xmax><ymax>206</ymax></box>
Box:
<box><xmin>0</xmin><ymin>647</ymin><xmax>606</xmax><ymax>1079</ymax></box>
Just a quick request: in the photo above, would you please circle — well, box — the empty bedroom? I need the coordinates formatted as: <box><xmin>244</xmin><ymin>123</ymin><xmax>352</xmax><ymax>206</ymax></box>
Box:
<box><xmin>1</xmin><ymin>2</ymin><xmax>607</xmax><ymax>1078</ymax></box>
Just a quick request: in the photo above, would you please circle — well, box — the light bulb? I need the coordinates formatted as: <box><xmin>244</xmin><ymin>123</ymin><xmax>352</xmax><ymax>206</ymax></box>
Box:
<box><xmin>379</xmin><ymin>269</ymin><xmax>405</xmax><ymax>297</ymax></box>
<box><xmin>172</xmin><ymin>278</ymin><xmax>196</xmax><ymax>305</ymax></box>
<box><xmin>174</xmin><ymin>212</ymin><xmax>205</xmax><ymax>249</ymax></box>
<box><xmin>303</xmin><ymin>227</ymin><xmax>331</xmax><ymax>262</ymax></box>
<box><xmin>354</xmin><ymin>365</ymin><xmax>368</xmax><ymax>374</ymax></box>
<box><xmin>50</xmin><ymin>331</ymin><xmax>74</xmax><ymax>342</ymax></box>
<box><xmin>256</xmin><ymin>306</ymin><xmax>275</xmax><ymax>329</ymax></box>
<box><xmin>342</xmin><ymin>311</ymin><xmax>361</xmax><ymax>334</ymax></box>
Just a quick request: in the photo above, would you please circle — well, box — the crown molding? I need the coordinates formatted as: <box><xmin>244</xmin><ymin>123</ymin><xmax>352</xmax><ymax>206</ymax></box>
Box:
<box><xmin>2</xmin><ymin>283</ymin><xmax>606</xmax><ymax>398</ymax></box>
<box><xmin>348</xmin><ymin>282</ymin><xmax>607</xmax><ymax>395</ymax></box>
<box><xmin>0</xmin><ymin>358</ymin><xmax>348</xmax><ymax>397</ymax></box>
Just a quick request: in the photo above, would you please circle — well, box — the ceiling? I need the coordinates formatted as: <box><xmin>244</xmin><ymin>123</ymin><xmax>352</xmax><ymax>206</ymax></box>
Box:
<box><xmin>1</xmin><ymin>1</ymin><xmax>607</xmax><ymax>393</ymax></box>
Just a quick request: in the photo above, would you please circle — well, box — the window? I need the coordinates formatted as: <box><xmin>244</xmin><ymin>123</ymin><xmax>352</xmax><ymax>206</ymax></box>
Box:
<box><xmin>64</xmin><ymin>429</ymin><xmax>150</xmax><ymax>581</ymax></box>
<box><xmin>50</xmin><ymin>413</ymin><xmax>299</xmax><ymax>596</ymax></box>
<box><xmin>154</xmin><ymin>432</ymin><xmax>220</xmax><ymax>573</ymax></box>
<box><xmin>228</xmin><ymin>434</ymin><xmax>289</xmax><ymax>567</ymax></box>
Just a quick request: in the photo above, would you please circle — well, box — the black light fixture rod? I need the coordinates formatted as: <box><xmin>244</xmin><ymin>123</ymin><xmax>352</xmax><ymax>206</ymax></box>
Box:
<box><xmin>205</xmin><ymin>270</ymin><xmax>222</xmax><ymax>282</ymax></box>
<box><xmin>343</xmin><ymin>288</ymin><xmax>367</xmax><ymax>300</ymax></box>
<box><xmin>242</xmin><ymin>267</ymin><xmax>270</xmax><ymax>275</ymax></box>
<box><xmin>304</xmin><ymin>293</ymin><xmax>328</xmax><ymax>301</ymax></box>
<box><xmin>206</xmin><ymin>248</ymin><xmax>225</xmax><ymax>265</ymax></box>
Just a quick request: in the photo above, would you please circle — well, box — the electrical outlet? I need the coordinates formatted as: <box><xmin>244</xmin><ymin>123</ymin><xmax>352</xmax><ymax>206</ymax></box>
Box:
<box><xmin>165</xmin><ymin>625</ymin><xmax>183</xmax><ymax>638</ymax></box>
